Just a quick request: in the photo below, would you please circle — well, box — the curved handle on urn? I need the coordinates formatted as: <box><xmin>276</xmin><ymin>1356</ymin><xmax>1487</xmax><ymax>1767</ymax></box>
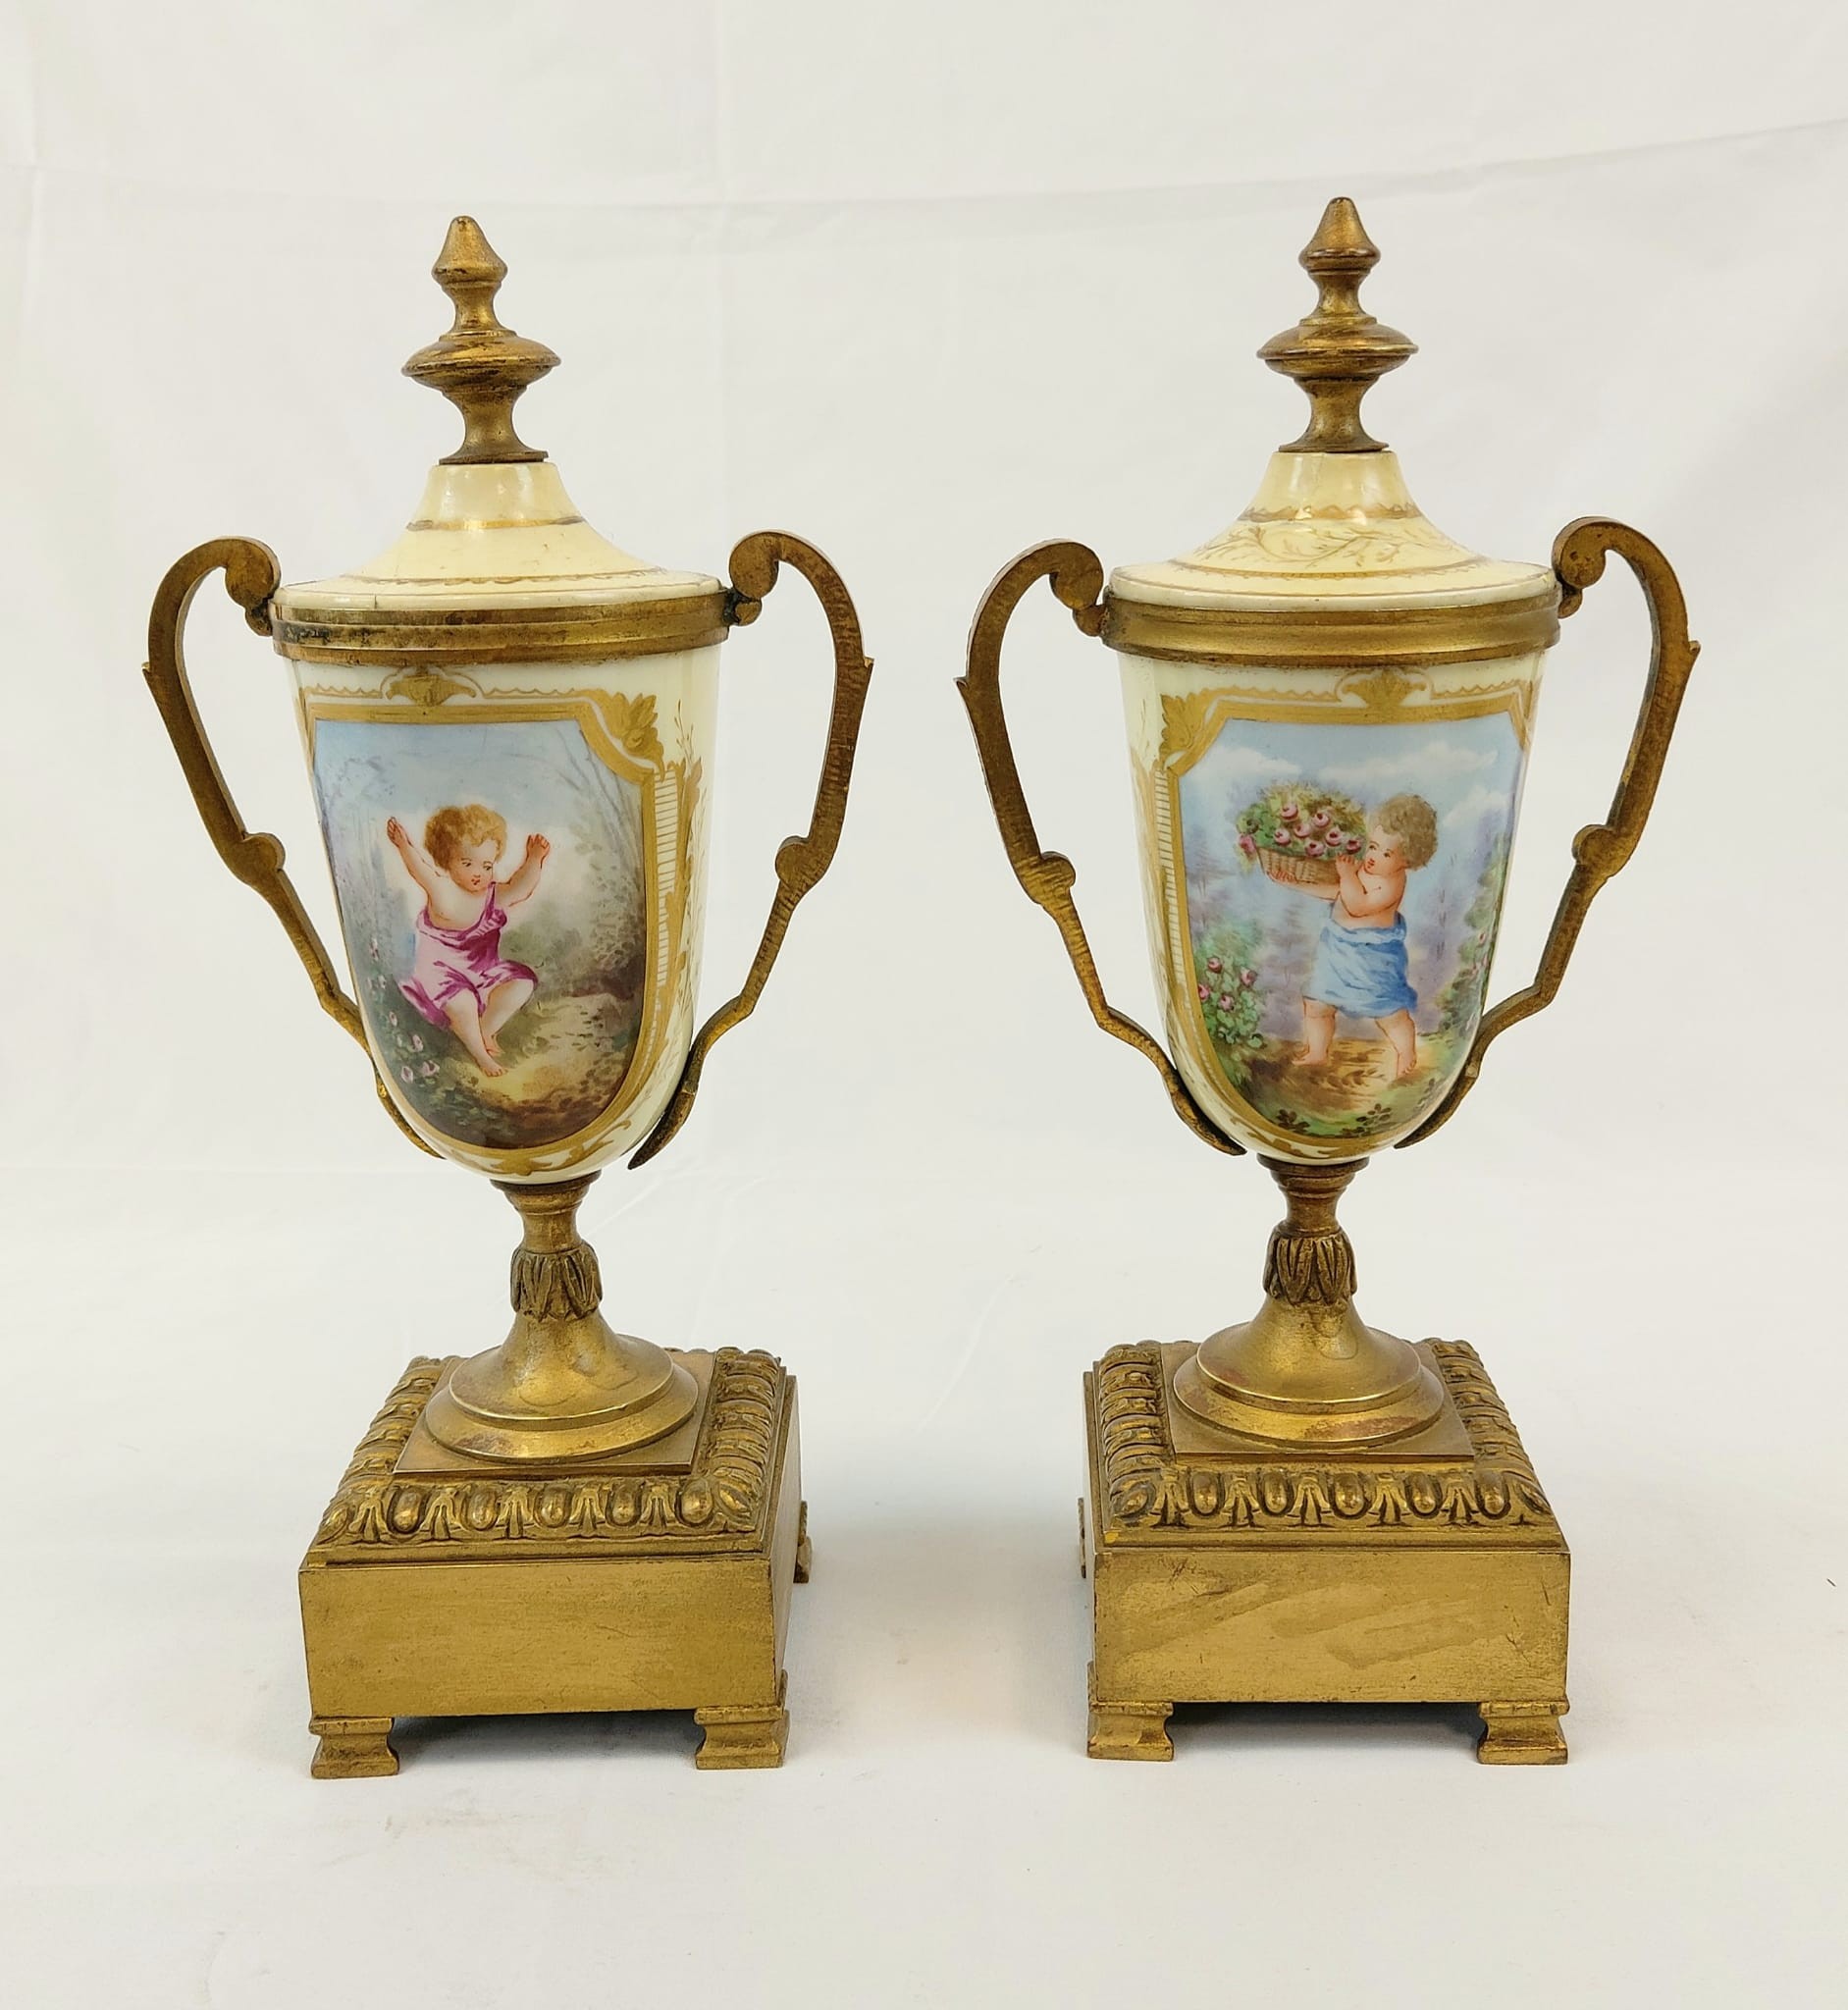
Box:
<box><xmin>1403</xmin><ymin>517</ymin><xmax>1698</xmax><ymax>1146</ymax></box>
<box><xmin>957</xmin><ymin>541</ymin><xmax>1238</xmax><ymax>1156</ymax></box>
<box><xmin>629</xmin><ymin>530</ymin><xmax>873</xmax><ymax>1168</ymax></box>
<box><xmin>143</xmin><ymin>538</ymin><xmax>434</xmax><ymax>1154</ymax></box>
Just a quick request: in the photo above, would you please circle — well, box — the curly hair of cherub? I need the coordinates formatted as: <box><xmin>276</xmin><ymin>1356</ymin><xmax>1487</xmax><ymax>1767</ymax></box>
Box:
<box><xmin>423</xmin><ymin>803</ymin><xmax>507</xmax><ymax>871</ymax></box>
<box><xmin>1374</xmin><ymin>793</ymin><xmax>1439</xmax><ymax>870</ymax></box>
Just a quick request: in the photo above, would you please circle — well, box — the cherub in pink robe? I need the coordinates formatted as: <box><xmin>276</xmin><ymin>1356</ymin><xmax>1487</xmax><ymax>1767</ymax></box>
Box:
<box><xmin>386</xmin><ymin>804</ymin><xmax>549</xmax><ymax>1077</ymax></box>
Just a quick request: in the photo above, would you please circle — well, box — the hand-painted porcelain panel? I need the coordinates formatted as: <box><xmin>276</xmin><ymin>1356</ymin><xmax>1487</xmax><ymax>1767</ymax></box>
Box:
<box><xmin>297</xmin><ymin>653</ymin><xmax>716</xmax><ymax>1180</ymax></box>
<box><xmin>1118</xmin><ymin>652</ymin><xmax>1544</xmax><ymax>1160</ymax></box>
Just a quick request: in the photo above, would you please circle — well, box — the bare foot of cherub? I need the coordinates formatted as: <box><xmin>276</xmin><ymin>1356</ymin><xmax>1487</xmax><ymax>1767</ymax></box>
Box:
<box><xmin>1298</xmin><ymin>999</ymin><xmax>1336</xmax><ymax>1068</ymax></box>
<box><xmin>445</xmin><ymin>996</ymin><xmax>505</xmax><ymax>1076</ymax></box>
<box><xmin>1379</xmin><ymin>1010</ymin><xmax>1418</xmax><ymax>1082</ymax></box>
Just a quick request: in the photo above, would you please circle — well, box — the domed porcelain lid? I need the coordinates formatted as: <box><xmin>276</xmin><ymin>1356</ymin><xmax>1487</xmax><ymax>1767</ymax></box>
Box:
<box><xmin>270</xmin><ymin>219</ymin><xmax>727</xmax><ymax>665</ymax></box>
<box><xmin>1102</xmin><ymin>199</ymin><xmax>1558</xmax><ymax>667</ymax></box>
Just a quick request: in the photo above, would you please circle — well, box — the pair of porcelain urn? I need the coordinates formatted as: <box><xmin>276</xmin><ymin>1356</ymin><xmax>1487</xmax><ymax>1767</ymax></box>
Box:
<box><xmin>146</xmin><ymin>202</ymin><xmax>1695</xmax><ymax>1775</ymax></box>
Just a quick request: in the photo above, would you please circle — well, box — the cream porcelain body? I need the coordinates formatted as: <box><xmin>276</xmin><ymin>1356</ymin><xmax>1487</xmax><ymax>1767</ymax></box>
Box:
<box><xmin>275</xmin><ymin>459</ymin><xmax>723</xmax><ymax>1183</ymax></box>
<box><xmin>1108</xmin><ymin>451</ymin><xmax>1555</xmax><ymax>1163</ymax></box>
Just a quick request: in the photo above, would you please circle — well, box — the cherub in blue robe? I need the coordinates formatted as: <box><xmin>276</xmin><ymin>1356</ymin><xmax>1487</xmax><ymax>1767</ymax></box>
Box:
<box><xmin>1295</xmin><ymin>793</ymin><xmax>1438</xmax><ymax>1083</ymax></box>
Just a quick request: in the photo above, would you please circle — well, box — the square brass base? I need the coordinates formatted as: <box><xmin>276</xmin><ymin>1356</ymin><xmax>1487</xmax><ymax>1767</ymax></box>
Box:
<box><xmin>1082</xmin><ymin>1340</ymin><xmax>1569</xmax><ymax>1765</ymax></box>
<box><xmin>298</xmin><ymin>1348</ymin><xmax>808</xmax><ymax>1778</ymax></box>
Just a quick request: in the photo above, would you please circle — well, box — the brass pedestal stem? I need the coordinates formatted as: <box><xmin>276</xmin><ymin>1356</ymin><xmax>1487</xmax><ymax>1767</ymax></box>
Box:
<box><xmin>421</xmin><ymin>1174</ymin><xmax>699</xmax><ymax>1461</ymax></box>
<box><xmin>1172</xmin><ymin>1158</ymin><xmax>1445</xmax><ymax>1446</ymax></box>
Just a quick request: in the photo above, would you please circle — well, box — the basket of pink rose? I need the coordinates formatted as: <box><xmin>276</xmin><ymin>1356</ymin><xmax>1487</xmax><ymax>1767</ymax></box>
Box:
<box><xmin>1234</xmin><ymin>781</ymin><xmax>1368</xmax><ymax>888</ymax></box>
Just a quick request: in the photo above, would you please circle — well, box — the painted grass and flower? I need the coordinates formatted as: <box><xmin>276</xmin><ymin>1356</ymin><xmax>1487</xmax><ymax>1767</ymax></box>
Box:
<box><xmin>1192</xmin><ymin>924</ymin><xmax>1264</xmax><ymax>1068</ymax></box>
<box><xmin>363</xmin><ymin>934</ymin><xmax>639</xmax><ymax>1151</ymax></box>
<box><xmin>1190</xmin><ymin>911</ymin><xmax>1458</xmax><ymax>1137</ymax></box>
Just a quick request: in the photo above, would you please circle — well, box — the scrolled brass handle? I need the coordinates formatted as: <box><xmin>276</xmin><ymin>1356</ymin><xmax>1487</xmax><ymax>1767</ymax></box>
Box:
<box><xmin>143</xmin><ymin>537</ymin><xmax>434</xmax><ymax>1153</ymax></box>
<box><xmin>630</xmin><ymin>530</ymin><xmax>873</xmax><ymax>1167</ymax></box>
<box><xmin>1404</xmin><ymin>516</ymin><xmax>1698</xmax><ymax>1145</ymax></box>
<box><xmin>957</xmin><ymin>540</ymin><xmax>1238</xmax><ymax>1156</ymax></box>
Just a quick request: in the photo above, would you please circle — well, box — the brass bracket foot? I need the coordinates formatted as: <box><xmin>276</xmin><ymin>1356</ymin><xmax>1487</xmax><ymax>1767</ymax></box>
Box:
<box><xmin>794</xmin><ymin>1500</ymin><xmax>813</xmax><ymax>1584</ymax></box>
<box><xmin>695</xmin><ymin>1674</ymin><xmax>790</xmax><ymax>1771</ymax></box>
<box><xmin>309</xmin><ymin>1716</ymin><xmax>398</xmax><ymax>1779</ymax></box>
<box><xmin>1477</xmin><ymin>1699</ymin><xmax>1569</xmax><ymax>1765</ymax></box>
<box><xmin>1085</xmin><ymin>1664</ymin><xmax>1174</xmax><ymax>1762</ymax></box>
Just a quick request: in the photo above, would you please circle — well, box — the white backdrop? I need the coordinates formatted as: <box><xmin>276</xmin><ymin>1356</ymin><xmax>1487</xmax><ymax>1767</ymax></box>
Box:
<box><xmin>3</xmin><ymin>3</ymin><xmax>1845</xmax><ymax>2004</ymax></box>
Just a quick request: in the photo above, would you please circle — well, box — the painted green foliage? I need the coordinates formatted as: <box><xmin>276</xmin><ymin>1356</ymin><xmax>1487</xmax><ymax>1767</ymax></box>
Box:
<box><xmin>1437</xmin><ymin>832</ymin><xmax>1508</xmax><ymax>1034</ymax></box>
<box><xmin>1192</xmin><ymin>922</ymin><xmax>1264</xmax><ymax>1075</ymax></box>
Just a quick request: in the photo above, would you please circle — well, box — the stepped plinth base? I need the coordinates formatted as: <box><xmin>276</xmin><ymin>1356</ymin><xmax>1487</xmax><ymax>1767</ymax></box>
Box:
<box><xmin>1082</xmin><ymin>1338</ymin><xmax>1568</xmax><ymax>1764</ymax></box>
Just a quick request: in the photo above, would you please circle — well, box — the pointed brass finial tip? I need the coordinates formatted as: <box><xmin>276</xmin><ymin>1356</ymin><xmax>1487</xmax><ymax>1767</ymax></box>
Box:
<box><xmin>1303</xmin><ymin>195</ymin><xmax>1379</xmax><ymax>271</ymax></box>
<box><xmin>1258</xmin><ymin>195</ymin><xmax>1415</xmax><ymax>454</ymax></box>
<box><xmin>433</xmin><ymin>214</ymin><xmax>507</xmax><ymax>294</ymax></box>
<box><xmin>403</xmin><ymin>216</ymin><xmax>560</xmax><ymax>465</ymax></box>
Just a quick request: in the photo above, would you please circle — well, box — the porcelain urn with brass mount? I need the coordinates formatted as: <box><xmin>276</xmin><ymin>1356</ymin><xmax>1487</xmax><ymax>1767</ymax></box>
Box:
<box><xmin>144</xmin><ymin>220</ymin><xmax>871</xmax><ymax>1776</ymax></box>
<box><xmin>960</xmin><ymin>198</ymin><xmax>1695</xmax><ymax>1764</ymax></box>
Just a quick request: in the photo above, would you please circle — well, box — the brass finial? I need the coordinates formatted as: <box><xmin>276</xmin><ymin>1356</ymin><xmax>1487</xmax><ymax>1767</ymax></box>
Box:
<box><xmin>1258</xmin><ymin>197</ymin><xmax>1415</xmax><ymax>454</ymax></box>
<box><xmin>403</xmin><ymin>217</ymin><xmax>559</xmax><ymax>465</ymax></box>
